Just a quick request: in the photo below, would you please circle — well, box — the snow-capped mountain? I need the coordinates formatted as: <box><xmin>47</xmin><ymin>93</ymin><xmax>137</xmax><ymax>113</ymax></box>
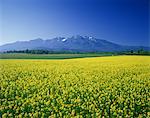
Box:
<box><xmin>0</xmin><ymin>35</ymin><xmax>149</xmax><ymax>52</ymax></box>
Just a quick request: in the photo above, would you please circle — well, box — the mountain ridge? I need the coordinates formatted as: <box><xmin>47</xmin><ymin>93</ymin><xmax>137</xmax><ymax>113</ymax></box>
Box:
<box><xmin>0</xmin><ymin>35</ymin><xmax>149</xmax><ymax>52</ymax></box>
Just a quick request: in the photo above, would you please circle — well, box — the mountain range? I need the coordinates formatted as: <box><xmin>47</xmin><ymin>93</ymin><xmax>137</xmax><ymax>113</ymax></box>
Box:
<box><xmin>0</xmin><ymin>35</ymin><xmax>149</xmax><ymax>52</ymax></box>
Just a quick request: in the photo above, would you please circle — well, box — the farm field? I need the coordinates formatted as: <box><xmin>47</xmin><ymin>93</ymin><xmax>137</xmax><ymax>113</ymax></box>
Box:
<box><xmin>0</xmin><ymin>53</ymin><xmax>114</xmax><ymax>59</ymax></box>
<box><xmin>0</xmin><ymin>56</ymin><xmax>150</xmax><ymax>117</ymax></box>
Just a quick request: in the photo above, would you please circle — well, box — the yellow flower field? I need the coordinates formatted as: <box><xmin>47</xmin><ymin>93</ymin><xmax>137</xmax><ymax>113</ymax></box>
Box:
<box><xmin>0</xmin><ymin>56</ymin><xmax>150</xmax><ymax>117</ymax></box>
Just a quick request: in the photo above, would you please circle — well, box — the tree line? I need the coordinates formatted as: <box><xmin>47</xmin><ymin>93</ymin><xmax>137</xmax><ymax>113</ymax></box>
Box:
<box><xmin>2</xmin><ymin>49</ymin><xmax>150</xmax><ymax>55</ymax></box>
<box><xmin>3</xmin><ymin>49</ymin><xmax>83</xmax><ymax>54</ymax></box>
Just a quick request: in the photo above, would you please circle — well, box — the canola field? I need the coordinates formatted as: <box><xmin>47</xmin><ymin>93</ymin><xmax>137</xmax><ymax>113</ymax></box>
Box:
<box><xmin>0</xmin><ymin>56</ymin><xmax>150</xmax><ymax>117</ymax></box>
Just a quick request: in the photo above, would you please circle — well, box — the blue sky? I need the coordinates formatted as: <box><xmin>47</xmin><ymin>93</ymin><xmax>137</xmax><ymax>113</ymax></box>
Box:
<box><xmin>0</xmin><ymin>0</ymin><xmax>149</xmax><ymax>46</ymax></box>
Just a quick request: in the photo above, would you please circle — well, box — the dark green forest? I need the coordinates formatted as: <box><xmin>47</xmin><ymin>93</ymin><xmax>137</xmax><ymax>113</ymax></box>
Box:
<box><xmin>3</xmin><ymin>49</ymin><xmax>150</xmax><ymax>55</ymax></box>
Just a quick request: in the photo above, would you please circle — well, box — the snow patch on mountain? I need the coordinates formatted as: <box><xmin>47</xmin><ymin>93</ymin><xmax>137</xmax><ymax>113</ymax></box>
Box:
<box><xmin>88</xmin><ymin>36</ymin><xmax>96</xmax><ymax>42</ymax></box>
<box><xmin>62</xmin><ymin>38</ymin><xmax>67</xmax><ymax>42</ymax></box>
<box><xmin>89</xmin><ymin>36</ymin><xmax>93</xmax><ymax>39</ymax></box>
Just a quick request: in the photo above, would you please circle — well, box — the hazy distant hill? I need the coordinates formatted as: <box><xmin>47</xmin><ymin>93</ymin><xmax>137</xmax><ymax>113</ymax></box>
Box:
<box><xmin>0</xmin><ymin>35</ymin><xmax>149</xmax><ymax>52</ymax></box>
